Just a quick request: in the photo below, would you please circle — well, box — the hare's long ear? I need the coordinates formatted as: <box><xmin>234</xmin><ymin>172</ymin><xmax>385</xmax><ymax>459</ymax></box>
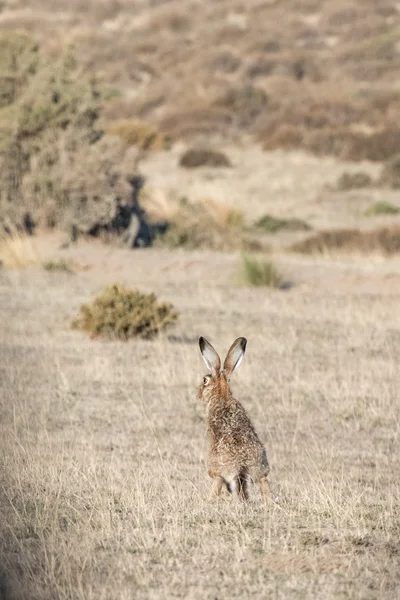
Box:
<box><xmin>223</xmin><ymin>337</ymin><xmax>247</xmax><ymax>380</ymax></box>
<box><xmin>199</xmin><ymin>337</ymin><xmax>221</xmax><ymax>377</ymax></box>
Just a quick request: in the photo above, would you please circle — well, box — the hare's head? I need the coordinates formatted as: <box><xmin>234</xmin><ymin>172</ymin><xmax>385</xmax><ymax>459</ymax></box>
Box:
<box><xmin>198</xmin><ymin>336</ymin><xmax>247</xmax><ymax>404</ymax></box>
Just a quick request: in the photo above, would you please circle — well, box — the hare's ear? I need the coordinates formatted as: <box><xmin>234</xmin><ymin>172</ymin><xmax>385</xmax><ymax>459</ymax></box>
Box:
<box><xmin>223</xmin><ymin>337</ymin><xmax>247</xmax><ymax>379</ymax></box>
<box><xmin>199</xmin><ymin>337</ymin><xmax>221</xmax><ymax>377</ymax></box>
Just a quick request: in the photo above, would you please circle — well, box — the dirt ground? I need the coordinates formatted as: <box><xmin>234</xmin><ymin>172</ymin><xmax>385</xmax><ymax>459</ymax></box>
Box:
<box><xmin>1</xmin><ymin>234</ymin><xmax>400</xmax><ymax>599</ymax></box>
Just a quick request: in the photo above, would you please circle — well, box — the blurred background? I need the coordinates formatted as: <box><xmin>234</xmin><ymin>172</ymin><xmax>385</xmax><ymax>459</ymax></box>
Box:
<box><xmin>1</xmin><ymin>0</ymin><xmax>400</xmax><ymax>262</ymax></box>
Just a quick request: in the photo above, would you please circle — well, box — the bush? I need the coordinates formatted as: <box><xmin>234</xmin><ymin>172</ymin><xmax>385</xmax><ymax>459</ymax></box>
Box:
<box><xmin>0</xmin><ymin>229</ymin><xmax>40</xmax><ymax>269</ymax></box>
<box><xmin>148</xmin><ymin>196</ymin><xmax>253</xmax><ymax>251</ymax></box>
<box><xmin>255</xmin><ymin>214</ymin><xmax>310</xmax><ymax>233</ymax></box>
<box><xmin>290</xmin><ymin>226</ymin><xmax>400</xmax><ymax>255</ymax></box>
<box><xmin>380</xmin><ymin>154</ymin><xmax>400</xmax><ymax>188</ymax></box>
<box><xmin>72</xmin><ymin>284</ymin><xmax>178</xmax><ymax>340</ymax></box>
<box><xmin>336</xmin><ymin>172</ymin><xmax>373</xmax><ymax>190</ymax></box>
<box><xmin>179</xmin><ymin>148</ymin><xmax>231</xmax><ymax>168</ymax></box>
<box><xmin>240</xmin><ymin>254</ymin><xmax>284</xmax><ymax>288</ymax></box>
<box><xmin>365</xmin><ymin>202</ymin><xmax>400</xmax><ymax>216</ymax></box>
<box><xmin>42</xmin><ymin>259</ymin><xmax>72</xmax><ymax>272</ymax></box>
<box><xmin>0</xmin><ymin>32</ymin><xmax>140</xmax><ymax>240</ymax></box>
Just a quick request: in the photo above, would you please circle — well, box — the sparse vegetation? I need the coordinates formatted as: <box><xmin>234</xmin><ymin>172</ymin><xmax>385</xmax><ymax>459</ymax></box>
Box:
<box><xmin>107</xmin><ymin>119</ymin><xmax>171</xmax><ymax>151</ymax></box>
<box><xmin>0</xmin><ymin>32</ymin><xmax>138</xmax><ymax>240</ymax></box>
<box><xmin>365</xmin><ymin>202</ymin><xmax>400</xmax><ymax>216</ymax></box>
<box><xmin>179</xmin><ymin>148</ymin><xmax>231</xmax><ymax>169</ymax></box>
<box><xmin>240</xmin><ymin>253</ymin><xmax>284</xmax><ymax>288</ymax></box>
<box><xmin>255</xmin><ymin>214</ymin><xmax>310</xmax><ymax>234</ymax></box>
<box><xmin>290</xmin><ymin>226</ymin><xmax>400</xmax><ymax>255</ymax></box>
<box><xmin>336</xmin><ymin>172</ymin><xmax>373</xmax><ymax>191</ymax></box>
<box><xmin>72</xmin><ymin>284</ymin><xmax>178</xmax><ymax>340</ymax></box>
<box><xmin>143</xmin><ymin>193</ymin><xmax>250</xmax><ymax>251</ymax></box>
<box><xmin>42</xmin><ymin>259</ymin><xmax>72</xmax><ymax>272</ymax></box>
<box><xmin>0</xmin><ymin>230</ymin><xmax>40</xmax><ymax>269</ymax></box>
<box><xmin>380</xmin><ymin>154</ymin><xmax>400</xmax><ymax>188</ymax></box>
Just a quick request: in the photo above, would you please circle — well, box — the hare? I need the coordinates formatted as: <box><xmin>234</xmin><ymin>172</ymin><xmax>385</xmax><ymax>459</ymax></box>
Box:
<box><xmin>198</xmin><ymin>336</ymin><xmax>271</xmax><ymax>501</ymax></box>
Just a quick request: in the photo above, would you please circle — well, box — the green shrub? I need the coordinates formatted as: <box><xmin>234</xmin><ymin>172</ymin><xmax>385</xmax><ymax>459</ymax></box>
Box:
<box><xmin>42</xmin><ymin>259</ymin><xmax>72</xmax><ymax>272</ymax></box>
<box><xmin>0</xmin><ymin>32</ymin><xmax>137</xmax><ymax>239</ymax></box>
<box><xmin>255</xmin><ymin>214</ymin><xmax>310</xmax><ymax>234</ymax></box>
<box><xmin>365</xmin><ymin>202</ymin><xmax>400</xmax><ymax>216</ymax></box>
<box><xmin>240</xmin><ymin>254</ymin><xmax>284</xmax><ymax>288</ymax></box>
<box><xmin>72</xmin><ymin>284</ymin><xmax>178</xmax><ymax>340</ymax></box>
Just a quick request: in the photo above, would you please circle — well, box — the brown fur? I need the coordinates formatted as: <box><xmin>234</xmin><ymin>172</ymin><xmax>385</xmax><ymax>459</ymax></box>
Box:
<box><xmin>198</xmin><ymin>337</ymin><xmax>270</xmax><ymax>501</ymax></box>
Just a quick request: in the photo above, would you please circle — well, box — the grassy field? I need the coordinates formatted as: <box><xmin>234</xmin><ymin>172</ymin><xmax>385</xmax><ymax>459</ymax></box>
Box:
<box><xmin>1</xmin><ymin>0</ymin><xmax>400</xmax><ymax>598</ymax></box>
<box><xmin>1</xmin><ymin>239</ymin><xmax>400</xmax><ymax>599</ymax></box>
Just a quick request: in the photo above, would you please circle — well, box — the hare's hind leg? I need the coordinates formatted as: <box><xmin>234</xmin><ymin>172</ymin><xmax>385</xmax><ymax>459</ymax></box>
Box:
<box><xmin>259</xmin><ymin>475</ymin><xmax>271</xmax><ymax>502</ymax></box>
<box><xmin>211</xmin><ymin>475</ymin><xmax>225</xmax><ymax>498</ymax></box>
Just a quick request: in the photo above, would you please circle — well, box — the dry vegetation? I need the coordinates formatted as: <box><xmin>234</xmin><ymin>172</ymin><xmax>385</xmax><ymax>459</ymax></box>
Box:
<box><xmin>1</xmin><ymin>0</ymin><xmax>400</xmax><ymax>598</ymax></box>
<box><xmin>1</xmin><ymin>256</ymin><xmax>400</xmax><ymax>600</ymax></box>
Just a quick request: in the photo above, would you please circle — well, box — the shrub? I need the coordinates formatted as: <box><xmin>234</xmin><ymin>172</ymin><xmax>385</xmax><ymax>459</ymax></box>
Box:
<box><xmin>255</xmin><ymin>214</ymin><xmax>310</xmax><ymax>233</ymax></box>
<box><xmin>42</xmin><ymin>259</ymin><xmax>73</xmax><ymax>272</ymax></box>
<box><xmin>240</xmin><ymin>254</ymin><xmax>284</xmax><ymax>288</ymax></box>
<box><xmin>149</xmin><ymin>196</ymin><xmax>249</xmax><ymax>251</ymax></box>
<box><xmin>0</xmin><ymin>230</ymin><xmax>40</xmax><ymax>269</ymax></box>
<box><xmin>290</xmin><ymin>226</ymin><xmax>400</xmax><ymax>255</ymax></box>
<box><xmin>336</xmin><ymin>172</ymin><xmax>373</xmax><ymax>190</ymax></box>
<box><xmin>380</xmin><ymin>154</ymin><xmax>400</xmax><ymax>188</ymax></box>
<box><xmin>72</xmin><ymin>284</ymin><xmax>178</xmax><ymax>340</ymax></box>
<box><xmin>365</xmin><ymin>202</ymin><xmax>400</xmax><ymax>216</ymax></box>
<box><xmin>0</xmin><ymin>33</ymin><xmax>139</xmax><ymax>240</ymax></box>
<box><xmin>214</xmin><ymin>84</ymin><xmax>268</xmax><ymax>127</ymax></box>
<box><xmin>107</xmin><ymin>119</ymin><xmax>171</xmax><ymax>151</ymax></box>
<box><xmin>179</xmin><ymin>148</ymin><xmax>231</xmax><ymax>168</ymax></box>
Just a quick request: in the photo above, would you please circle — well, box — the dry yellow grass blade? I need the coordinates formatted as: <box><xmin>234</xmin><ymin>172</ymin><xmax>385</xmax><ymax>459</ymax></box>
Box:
<box><xmin>0</xmin><ymin>231</ymin><xmax>41</xmax><ymax>269</ymax></box>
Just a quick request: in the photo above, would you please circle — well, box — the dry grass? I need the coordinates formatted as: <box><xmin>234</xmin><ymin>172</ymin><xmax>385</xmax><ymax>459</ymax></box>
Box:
<box><xmin>142</xmin><ymin>191</ymin><xmax>248</xmax><ymax>251</ymax></box>
<box><xmin>0</xmin><ymin>230</ymin><xmax>40</xmax><ymax>268</ymax></box>
<box><xmin>290</xmin><ymin>225</ymin><xmax>400</xmax><ymax>255</ymax></box>
<box><xmin>240</xmin><ymin>254</ymin><xmax>284</xmax><ymax>288</ymax></box>
<box><xmin>1</xmin><ymin>263</ymin><xmax>399</xmax><ymax>599</ymax></box>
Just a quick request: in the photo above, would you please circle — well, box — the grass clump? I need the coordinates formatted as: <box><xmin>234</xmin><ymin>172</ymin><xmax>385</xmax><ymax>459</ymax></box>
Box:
<box><xmin>42</xmin><ymin>259</ymin><xmax>73</xmax><ymax>272</ymax></box>
<box><xmin>365</xmin><ymin>202</ymin><xmax>400</xmax><ymax>216</ymax></box>
<box><xmin>72</xmin><ymin>284</ymin><xmax>178</xmax><ymax>340</ymax></box>
<box><xmin>336</xmin><ymin>172</ymin><xmax>373</xmax><ymax>191</ymax></box>
<box><xmin>240</xmin><ymin>254</ymin><xmax>284</xmax><ymax>288</ymax></box>
<box><xmin>255</xmin><ymin>214</ymin><xmax>310</xmax><ymax>234</ymax></box>
<box><xmin>179</xmin><ymin>148</ymin><xmax>231</xmax><ymax>168</ymax></box>
<box><xmin>107</xmin><ymin>119</ymin><xmax>171</xmax><ymax>151</ymax></box>
<box><xmin>380</xmin><ymin>154</ymin><xmax>400</xmax><ymax>188</ymax></box>
<box><xmin>290</xmin><ymin>226</ymin><xmax>400</xmax><ymax>255</ymax></box>
<box><xmin>143</xmin><ymin>192</ymin><xmax>250</xmax><ymax>251</ymax></box>
<box><xmin>0</xmin><ymin>230</ymin><xmax>40</xmax><ymax>269</ymax></box>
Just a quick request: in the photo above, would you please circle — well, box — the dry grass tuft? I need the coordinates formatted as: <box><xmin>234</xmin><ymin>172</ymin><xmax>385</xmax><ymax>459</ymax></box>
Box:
<box><xmin>240</xmin><ymin>254</ymin><xmax>284</xmax><ymax>288</ymax></box>
<box><xmin>335</xmin><ymin>172</ymin><xmax>373</xmax><ymax>191</ymax></box>
<box><xmin>42</xmin><ymin>259</ymin><xmax>73</xmax><ymax>272</ymax></box>
<box><xmin>72</xmin><ymin>284</ymin><xmax>178</xmax><ymax>340</ymax></box>
<box><xmin>142</xmin><ymin>191</ymin><xmax>249</xmax><ymax>251</ymax></box>
<box><xmin>379</xmin><ymin>154</ymin><xmax>400</xmax><ymax>188</ymax></box>
<box><xmin>290</xmin><ymin>225</ymin><xmax>400</xmax><ymax>255</ymax></box>
<box><xmin>107</xmin><ymin>119</ymin><xmax>171</xmax><ymax>151</ymax></box>
<box><xmin>255</xmin><ymin>214</ymin><xmax>310</xmax><ymax>234</ymax></box>
<box><xmin>0</xmin><ymin>230</ymin><xmax>40</xmax><ymax>269</ymax></box>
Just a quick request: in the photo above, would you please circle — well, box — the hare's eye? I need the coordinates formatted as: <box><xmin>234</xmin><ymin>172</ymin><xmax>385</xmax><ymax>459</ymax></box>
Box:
<box><xmin>203</xmin><ymin>376</ymin><xmax>209</xmax><ymax>385</ymax></box>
